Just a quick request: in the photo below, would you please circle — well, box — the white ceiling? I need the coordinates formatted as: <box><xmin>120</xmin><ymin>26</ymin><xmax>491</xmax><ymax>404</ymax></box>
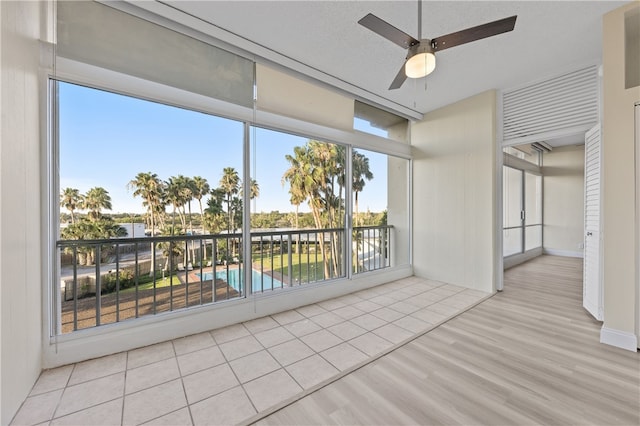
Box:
<box><xmin>159</xmin><ymin>0</ymin><xmax>626</xmax><ymax>117</ymax></box>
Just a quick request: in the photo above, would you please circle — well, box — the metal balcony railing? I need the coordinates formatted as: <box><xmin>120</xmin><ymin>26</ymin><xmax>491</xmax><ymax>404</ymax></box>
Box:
<box><xmin>55</xmin><ymin>225</ymin><xmax>392</xmax><ymax>334</ymax></box>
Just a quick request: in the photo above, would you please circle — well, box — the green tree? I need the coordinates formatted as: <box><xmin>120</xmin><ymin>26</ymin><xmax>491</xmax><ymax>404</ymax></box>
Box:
<box><xmin>283</xmin><ymin>141</ymin><xmax>342</xmax><ymax>277</ymax></box>
<box><xmin>182</xmin><ymin>176</ymin><xmax>196</xmax><ymax>235</ymax></box>
<box><xmin>165</xmin><ymin>176</ymin><xmax>188</xmax><ymax>232</ymax></box>
<box><xmin>203</xmin><ymin>188</ymin><xmax>225</xmax><ymax>234</ymax></box>
<box><xmin>282</xmin><ymin>146</ymin><xmax>308</xmax><ymax>248</ymax></box>
<box><xmin>158</xmin><ymin>226</ymin><xmax>185</xmax><ymax>271</ymax></box>
<box><xmin>128</xmin><ymin>172</ymin><xmax>164</xmax><ymax>236</ymax></box>
<box><xmin>219</xmin><ymin>167</ymin><xmax>240</xmax><ymax>233</ymax></box>
<box><xmin>129</xmin><ymin>172</ymin><xmax>164</xmax><ymax>276</ymax></box>
<box><xmin>60</xmin><ymin>215</ymin><xmax>125</xmax><ymax>265</ymax></box>
<box><xmin>352</xmin><ymin>150</ymin><xmax>374</xmax><ymax>226</ymax></box>
<box><xmin>81</xmin><ymin>187</ymin><xmax>112</xmax><ymax>222</ymax></box>
<box><xmin>245</xmin><ymin>178</ymin><xmax>260</xmax><ymax>200</ymax></box>
<box><xmin>60</xmin><ymin>187</ymin><xmax>82</xmax><ymax>224</ymax></box>
<box><xmin>192</xmin><ymin>176</ymin><xmax>210</xmax><ymax>234</ymax></box>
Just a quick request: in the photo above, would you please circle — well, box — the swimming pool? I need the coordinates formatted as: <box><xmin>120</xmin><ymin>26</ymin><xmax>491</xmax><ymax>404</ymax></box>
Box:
<box><xmin>198</xmin><ymin>269</ymin><xmax>284</xmax><ymax>292</ymax></box>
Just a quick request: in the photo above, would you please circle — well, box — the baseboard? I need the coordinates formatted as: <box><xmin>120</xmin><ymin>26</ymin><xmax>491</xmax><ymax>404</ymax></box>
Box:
<box><xmin>543</xmin><ymin>248</ymin><xmax>584</xmax><ymax>258</ymax></box>
<box><xmin>600</xmin><ymin>327</ymin><xmax>638</xmax><ymax>352</ymax></box>
<box><xmin>504</xmin><ymin>248</ymin><xmax>543</xmax><ymax>269</ymax></box>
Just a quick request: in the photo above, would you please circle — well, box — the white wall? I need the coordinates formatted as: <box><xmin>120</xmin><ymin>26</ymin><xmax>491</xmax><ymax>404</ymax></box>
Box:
<box><xmin>601</xmin><ymin>3</ymin><xmax>640</xmax><ymax>350</ymax></box>
<box><xmin>543</xmin><ymin>145</ymin><xmax>585</xmax><ymax>257</ymax></box>
<box><xmin>387</xmin><ymin>156</ymin><xmax>410</xmax><ymax>267</ymax></box>
<box><xmin>412</xmin><ymin>91</ymin><xmax>497</xmax><ymax>292</ymax></box>
<box><xmin>1</xmin><ymin>1</ymin><xmax>46</xmax><ymax>423</ymax></box>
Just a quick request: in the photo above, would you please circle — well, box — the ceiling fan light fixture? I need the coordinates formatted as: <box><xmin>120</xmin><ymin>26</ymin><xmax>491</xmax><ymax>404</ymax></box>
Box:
<box><xmin>405</xmin><ymin>44</ymin><xmax>436</xmax><ymax>78</ymax></box>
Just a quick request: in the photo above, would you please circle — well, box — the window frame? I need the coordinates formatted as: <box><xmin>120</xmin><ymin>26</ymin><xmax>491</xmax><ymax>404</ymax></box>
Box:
<box><xmin>47</xmin><ymin>58</ymin><xmax>412</xmax><ymax>342</ymax></box>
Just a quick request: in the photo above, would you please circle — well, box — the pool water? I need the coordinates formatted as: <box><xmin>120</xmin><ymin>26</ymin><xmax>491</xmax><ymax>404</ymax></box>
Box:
<box><xmin>198</xmin><ymin>269</ymin><xmax>284</xmax><ymax>292</ymax></box>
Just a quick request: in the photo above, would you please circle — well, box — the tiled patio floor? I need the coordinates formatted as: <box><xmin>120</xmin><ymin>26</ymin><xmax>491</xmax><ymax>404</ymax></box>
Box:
<box><xmin>12</xmin><ymin>276</ymin><xmax>491</xmax><ymax>426</ymax></box>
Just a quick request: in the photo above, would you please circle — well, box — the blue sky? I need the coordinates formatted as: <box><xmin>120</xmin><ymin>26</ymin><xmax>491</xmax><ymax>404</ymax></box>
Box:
<box><xmin>59</xmin><ymin>82</ymin><xmax>388</xmax><ymax>215</ymax></box>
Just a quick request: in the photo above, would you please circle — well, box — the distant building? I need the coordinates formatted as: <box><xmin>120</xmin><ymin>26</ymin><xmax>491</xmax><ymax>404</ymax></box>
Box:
<box><xmin>117</xmin><ymin>223</ymin><xmax>146</xmax><ymax>238</ymax></box>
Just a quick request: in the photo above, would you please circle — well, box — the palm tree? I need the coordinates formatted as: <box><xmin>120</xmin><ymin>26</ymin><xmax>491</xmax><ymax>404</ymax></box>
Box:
<box><xmin>282</xmin><ymin>155</ymin><xmax>307</xmax><ymax>256</ymax></box>
<box><xmin>165</xmin><ymin>176</ymin><xmax>188</xmax><ymax>232</ymax></box>
<box><xmin>128</xmin><ymin>172</ymin><xmax>164</xmax><ymax>236</ymax></box>
<box><xmin>183</xmin><ymin>176</ymin><xmax>196</xmax><ymax>235</ymax></box>
<box><xmin>283</xmin><ymin>142</ymin><xmax>335</xmax><ymax>278</ymax></box>
<box><xmin>240</xmin><ymin>178</ymin><xmax>260</xmax><ymax>220</ymax></box>
<box><xmin>218</xmin><ymin>167</ymin><xmax>240</xmax><ymax>260</ymax></box>
<box><xmin>192</xmin><ymin>176</ymin><xmax>210</xmax><ymax>234</ymax></box>
<box><xmin>289</xmin><ymin>190</ymin><xmax>306</xmax><ymax>254</ymax></box>
<box><xmin>219</xmin><ymin>167</ymin><xmax>240</xmax><ymax>233</ymax></box>
<box><xmin>61</xmin><ymin>216</ymin><xmax>125</xmax><ymax>265</ymax></box>
<box><xmin>248</xmin><ymin>178</ymin><xmax>260</xmax><ymax>200</ymax></box>
<box><xmin>60</xmin><ymin>187</ymin><xmax>81</xmax><ymax>224</ymax></box>
<box><xmin>177</xmin><ymin>176</ymin><xmax>198</xmax><ymax>264</ymax></box>
<box><xmin>81</xmin><ymin>187</ymin><xmax>112</xmax><ymax>222</ymax></box>
<box><xmin>157</xmin><ymin>225</ymin><xmax>185</xmax><ymax>272</ymax></box>
<box><xmin>129</xmin><ymin>173</ymin><xmax>164</xmax><ymax>277</ymax></box>
<box><xmin>352</xmin><ymin>150</ymin><xmax>374</xmax><ymax>226</ymax></box>
<box><xmin>309</xmin><ymin>141</ymin><xmax>343</xmax><ymax>276</ymax></box>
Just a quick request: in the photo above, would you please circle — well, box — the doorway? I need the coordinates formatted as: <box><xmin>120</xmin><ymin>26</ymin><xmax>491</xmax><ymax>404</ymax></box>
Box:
<box><xmin>502</xmin><ymin>145</ymin><xmax>544</xmax><ymax>269</ymax></box>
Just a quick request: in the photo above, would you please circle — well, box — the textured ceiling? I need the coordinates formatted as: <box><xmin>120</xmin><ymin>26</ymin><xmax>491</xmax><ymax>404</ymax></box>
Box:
<box><xmin>161</xmin><ymin>0</ymin><xmax>627</xmax><ymax>116</ymax></box>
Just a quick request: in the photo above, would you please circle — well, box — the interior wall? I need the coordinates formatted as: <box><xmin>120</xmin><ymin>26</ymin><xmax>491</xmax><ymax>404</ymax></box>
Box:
<box><xmin>601</xmin><ymin>3</ymin><xmax>640</xmax><ymax>350</ymax></box>
<box><xmin>387</xmin><ymin>156</ymin><xmax>410</xmax><ymax>267</ymax></box>
<box><xmin>542</xmin><ymin>145</ymin><xmax>585</xmax><ymax>257</ymax></box>
<box><xmin>0</xmin><ymin>1</ymin><xmax>46</xmax><ymax>423</ymax></box>
<box><xmin>412</xmin><ymin>90</ymin><xmax>497</xmax><ymax>292</ymax></box>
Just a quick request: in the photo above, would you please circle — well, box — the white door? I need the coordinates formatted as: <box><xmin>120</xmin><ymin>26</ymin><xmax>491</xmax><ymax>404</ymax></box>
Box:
<box><xmin>584</xmin><ymin>124</ymin><xmax>603</xmax><ymax>320</ymax></box>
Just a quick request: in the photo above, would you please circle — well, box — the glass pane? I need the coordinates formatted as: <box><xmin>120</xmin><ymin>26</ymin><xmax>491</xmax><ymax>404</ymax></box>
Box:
<box><xmin>250</xmin><ymin>127</ymin><xmax>346</xmax><ymax>289</ymax></box>
<box><xmin>58</xmin><ymin>81</ymin><xmax>244</xmax><ymax>332</ymax></box>
<box><xmin>351</xmin><ymin>148</ymin><xmax>403</xmax><ymax>273</ymax></box>
<box><xmin>525</xmin><ymin>172</ymin><xmax>542</xmax><ymax>225</ymax></box>
<box><xmin>354</xmin><ymin>100</ymin><xmax>408</xmax><ymax>142</ymax></box>
<box><xmin>525</xmin><ymin>225</ymin><xmax>542</xmax><ymax>251</ymax></box>
<box><xmin>503</xmin><ymin>229</ymin><xmax>522</xmax><ymax>256</ymax></box>
<box><xmin>503</xmin><ymin>166</ymin><xmax>523</xmax><ymax>228</ymax></box>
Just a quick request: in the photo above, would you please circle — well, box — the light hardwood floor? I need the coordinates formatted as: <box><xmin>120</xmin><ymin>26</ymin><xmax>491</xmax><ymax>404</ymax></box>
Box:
<box><xmin>255</xmin><ymin>255</ymin><xmax>640</xmax><ymax>425</ymax></box>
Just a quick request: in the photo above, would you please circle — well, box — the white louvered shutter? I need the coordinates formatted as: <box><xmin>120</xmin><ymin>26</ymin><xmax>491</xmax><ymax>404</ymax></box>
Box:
<box><xmin>583</xmin><ymin>124</ymin><xmax>603</xmax><ymax>320</ymax></box>
<box><xmin>503</xmin><ymin>66</ymin><xmax>599</xmax><ymax>145</ymax></box>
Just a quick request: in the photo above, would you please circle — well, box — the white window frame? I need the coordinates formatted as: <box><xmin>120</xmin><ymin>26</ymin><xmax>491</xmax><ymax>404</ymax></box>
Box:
<box><xmin>44</xmin><ymin>58</ymin><xmax>413</xmax><ymax>367</ymax></box>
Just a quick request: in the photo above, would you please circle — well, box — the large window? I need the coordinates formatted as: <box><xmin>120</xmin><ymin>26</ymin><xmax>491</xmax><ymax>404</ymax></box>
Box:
<box><xmin>55</xmin><ymin>81</ymin><xmax>409</xmax><ymax>334</ymax></box>
<box><xmin>57</xmin><ymin>81</ymin><xmax>247</xmax><ymax>332</ymax></box>
<box><xmin>250</xmin><ymin>128</ymin><xmax>347</xmax><ymax>288</ymax></box>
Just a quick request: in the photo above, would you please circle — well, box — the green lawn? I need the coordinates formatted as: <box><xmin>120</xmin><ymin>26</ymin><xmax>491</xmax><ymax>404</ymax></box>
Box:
<box><xmin>120</xmin><ymin>273</ymin><xmax>183</xmax><ymax>294</ymax></box>
<box><xmin>115</xmin><ymin>251</ymin><xmax>334</xmax><ymax>295</ymax></box>
<box><xmin>252</xmin><ymin>252</ymin><xmax>329</xmax><ymax>283</ymax></box>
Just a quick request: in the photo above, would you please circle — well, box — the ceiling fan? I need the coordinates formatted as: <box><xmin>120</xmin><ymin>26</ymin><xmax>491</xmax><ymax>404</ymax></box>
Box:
<box><xmin>358</xmin><ymin>6</ymin><xmax>517</xmax><ymax>90</ymax></box>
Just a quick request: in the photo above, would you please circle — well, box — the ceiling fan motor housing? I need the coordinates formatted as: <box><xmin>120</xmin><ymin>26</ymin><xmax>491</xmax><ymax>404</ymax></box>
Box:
<box><xmin>405</xmin><ymin>41</ymin><xmax>436</xmax><ymax>78</ymax></box>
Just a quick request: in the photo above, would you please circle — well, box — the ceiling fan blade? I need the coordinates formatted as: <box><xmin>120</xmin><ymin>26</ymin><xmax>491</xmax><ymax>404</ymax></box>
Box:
<box><xmin>358</xmin><ymin>13</ymin><xmax>419</xmax><ymax>49</ymax></box>
<box><xmin>389</xmin><ymin>62</ymin><xmax>408</xmax><ymax>90</ymax></box>
<box><xmin>431</xmin><ymin>15</ymin><xmax>517</xmax><ymax>52</ymax></box>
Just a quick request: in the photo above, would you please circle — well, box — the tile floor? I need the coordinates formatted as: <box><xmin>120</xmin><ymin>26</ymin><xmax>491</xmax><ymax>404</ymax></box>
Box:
<box><xmin>12</xmin><ymin>276</ymin><xmax>490</xmax><ymax>426</ymax></box>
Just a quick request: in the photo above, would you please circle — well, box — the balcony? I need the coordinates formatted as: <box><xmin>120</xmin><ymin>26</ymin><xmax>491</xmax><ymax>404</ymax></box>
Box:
<box><xmin>56</xmin><ymin>226</ymin><xmax>392</xmax><ymax>334</ymax></box>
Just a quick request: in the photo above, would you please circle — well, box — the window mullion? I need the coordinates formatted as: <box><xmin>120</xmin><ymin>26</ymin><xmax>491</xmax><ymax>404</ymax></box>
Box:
<box><xmin>242</xmin><ymin>121</ymin><xmax>252</xmax><ymax>297</ymax></box>
<box><xmin>345</xmin><ymin>145</ymin><xmax>353</xmax><ymax>279</ymax></box>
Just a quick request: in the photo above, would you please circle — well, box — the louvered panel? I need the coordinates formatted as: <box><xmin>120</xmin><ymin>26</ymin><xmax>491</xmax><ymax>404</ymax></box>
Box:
<box><xmin>504</xmin><ymin>84</ymin><xmax>596</xmax><ymax>117</ymax></box>
<box><xmin>583</xmin><ymin>124</ymin><xmax>602</xmax><ymax>320</ymax></box>
<box><xmin>504</xmin><ymin>76</ymin><xmax>596</xmax><ymax>109</ymax></box>
<box><xmin>503</xmin><ymin>66</ymin><xmax>599</xmax><ymax>145</ymax></box>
